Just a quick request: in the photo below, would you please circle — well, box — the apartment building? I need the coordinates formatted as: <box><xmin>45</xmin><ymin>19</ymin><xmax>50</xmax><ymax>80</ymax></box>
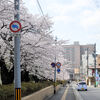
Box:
<box><xmin>63</xmin><ymin>41</ymin><xmax>95</xmax><ymax>80</ymax></box>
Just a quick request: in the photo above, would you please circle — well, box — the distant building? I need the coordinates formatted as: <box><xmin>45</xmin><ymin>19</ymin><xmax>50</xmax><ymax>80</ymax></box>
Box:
<box><xmin>96</xmin><ymin>54</ymin><xmax>100</xmax><ymax>86</ymax></box>
<box><xmin>80</xmin><ymin>51</ymin><xmax>95</xmax><ymax>85</ymax></box>
<box><xmin>96</xmin><ymin>54</ymin><xmax>100</xmax><ymax>68</ymax></box>
<box><xmin>81</xmin><ymin>51</ymin><xmax>94</xmax><ymax>77</ymax></box>
<box><xmin>63</xmin><ymin>41</ymin><xmax>95</xmax><ymax>80</ymax></box>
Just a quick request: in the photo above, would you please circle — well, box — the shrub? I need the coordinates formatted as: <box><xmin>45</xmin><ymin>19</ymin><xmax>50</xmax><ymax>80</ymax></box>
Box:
<box><xmin>0</xmin><ymin>84</ymin><xmax>14</xmax><ymax>100</ymax></box>
<box><xmin>0</xmin><ymin>80</ymin><xmax>61</xmax><ymax>100</ymax></box>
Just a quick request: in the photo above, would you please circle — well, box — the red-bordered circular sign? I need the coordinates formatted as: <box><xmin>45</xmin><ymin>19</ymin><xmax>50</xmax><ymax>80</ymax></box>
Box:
<box><xmin>9</xmin><ymin>21</ymin><xmax>21</xmax><ymax>33</ymax></box>
<box><xmin>56</xmin><ymin>62</ymin><xmax>61</xmax><ymax>68</ymax></box>
<box><xmin>57</xmin><ymin>66</ymin><xmax>60</xmax><ymax>69</ymax></box>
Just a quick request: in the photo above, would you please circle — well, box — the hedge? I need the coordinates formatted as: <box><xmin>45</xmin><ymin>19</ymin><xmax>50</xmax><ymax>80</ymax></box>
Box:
<box><xmin>0</xmin><ymin>81</ymin><xmax>53</xmax><ymax>100</ymax></box>
<box><xmin>0</xmin><ymin>80</ymin><xmax>65</xmax><ymax>100</ymax></box>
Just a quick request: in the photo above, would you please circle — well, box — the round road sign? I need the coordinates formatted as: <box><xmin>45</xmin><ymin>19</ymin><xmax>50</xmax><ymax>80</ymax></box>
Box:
<box><xmin>57</xmin><ymin>66</ymin><xmax>60</xmax><ymax>69</ymax></box>
<box><xmin>56</xmin><ymin>62</ymin><xmax>61</xmax><ymax>67</ymax></box>
<box><xmin>57</xmin><ymin>68</ymin><xmax>60</xmax><ymax>73</ymax></box>
<box><xmin>9</xmin><ymin>21</ymin><xmax>21</xmax><ymax>32</ymax></box>
<box><xmin>51</xmin><ymin>62</ymin><xmax>55</xmax><ymax>68</ymax></box>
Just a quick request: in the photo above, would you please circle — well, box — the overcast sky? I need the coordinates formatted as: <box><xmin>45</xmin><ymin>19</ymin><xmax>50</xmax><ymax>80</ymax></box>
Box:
<box><xmin>24</xmin><ymin>0</ymin><xmax>100</xmax><ymax>53</ymax></box>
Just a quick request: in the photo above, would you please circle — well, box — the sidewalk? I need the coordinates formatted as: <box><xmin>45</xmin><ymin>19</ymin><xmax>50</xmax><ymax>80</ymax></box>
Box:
<box><xmin>87</xmin><ymin>85</ymin><xmax>100</xmax><ymax>88</ymax></box>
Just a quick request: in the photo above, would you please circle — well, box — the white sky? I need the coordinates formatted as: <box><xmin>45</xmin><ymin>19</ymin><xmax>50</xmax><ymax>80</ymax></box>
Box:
<box><xmin>23</xmin><ymin>0</ymin><xmax>100</xmax><ymax>53</ymax></box>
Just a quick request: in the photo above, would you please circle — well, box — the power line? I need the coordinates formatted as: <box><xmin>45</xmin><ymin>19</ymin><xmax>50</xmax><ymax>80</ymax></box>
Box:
<box><xmin>36</xmin><ymin>0</ymin><xmax>50</xmax><ymax>29</ymax></box>
<box><xmin>36</xmin><ymin>0</ymin><xmax>45</xmax><ymax>16</ymax></box>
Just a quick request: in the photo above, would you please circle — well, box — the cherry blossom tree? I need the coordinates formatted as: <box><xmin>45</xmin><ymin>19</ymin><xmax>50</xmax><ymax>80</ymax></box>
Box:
<box><xmin>0</xmin><ymin>0</ymin><xmax>67</xmax><ymax>82</ymax></box>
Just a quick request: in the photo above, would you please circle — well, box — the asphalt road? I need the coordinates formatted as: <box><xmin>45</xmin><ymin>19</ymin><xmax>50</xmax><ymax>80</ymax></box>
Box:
<box><xmin>65</xmin><ymin>85</ymin><xmax>76</xmax><ymax>100</ymax></box>
<box><xmin>47</xmin><ymin>82</ymin><xmax>100</xmax><ymax>100</ymax></box>
<box><xmin>79</xmin><ymin>87</ymin><xmax>100</xmax><ymax>100</ymax></box>
<box><xmin>47</xmin><ymin>86</ymin><xmax>66</xmax><ymax>100</ymax></box>
<box><xmin>47</xmin><ymin>85</ymin><xmax>76</xmax><ymax>100</ymax></box>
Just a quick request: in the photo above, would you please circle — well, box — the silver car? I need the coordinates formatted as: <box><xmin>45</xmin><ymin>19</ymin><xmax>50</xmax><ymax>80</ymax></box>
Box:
<box><xmin>77</xmin><ymin>82</ymin><xmax>87</xmax><ymax>91</ymax></box>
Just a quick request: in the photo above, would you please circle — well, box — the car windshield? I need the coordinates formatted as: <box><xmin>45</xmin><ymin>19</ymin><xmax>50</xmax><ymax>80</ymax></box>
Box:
<box><xmin>79</xmin><ymin>82</ymin><xmax>86</xmax><ymax>85</ymax></box>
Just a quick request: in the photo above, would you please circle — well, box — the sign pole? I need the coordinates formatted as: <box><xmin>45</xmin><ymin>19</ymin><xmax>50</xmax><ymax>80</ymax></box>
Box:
<box><xmin>94</xmin><ymin>43</ymin><xmax>96</xmax><ymax>87</ymax></box>
<box><xmin>54</xmin><ymin>37</ymin><xmax>57</xmax><ymax>94</ymax></box>
<box><xmin>14</xmin><ymin>0</ymin><xmax>21</xmax><ymax>100</ymax></box>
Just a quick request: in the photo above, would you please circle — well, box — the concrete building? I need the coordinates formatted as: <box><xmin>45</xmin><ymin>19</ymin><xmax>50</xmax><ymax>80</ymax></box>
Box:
<box><xmin>96</xmin><ymin>54</ymin><xmax>100</xmax><ymax>86</ymax></box>
<box><xmin>81</xmin><ymin>51</ymin><xmax>94</xmax><ymax>85</ymax></box>
<box><xmin>63</xmin><ymin>41</ymin><xmax>95</xmax><ymax>80</ymax></box>
<box><xmin>81</xmin><ymin>51</ymin><xmax>94</xmax><ymax>76</ymax></box>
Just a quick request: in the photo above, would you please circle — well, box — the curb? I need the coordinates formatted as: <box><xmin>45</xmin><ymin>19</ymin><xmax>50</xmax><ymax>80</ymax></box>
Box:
<box><xmin>22</xmin><ymin>85</ymin><xmax>62</xmax><ymax>100</ymax></box>
<box><xmin>72</xmin><ymin>86</ymin><xmax>83</xmax><ymax>100</ymax></box>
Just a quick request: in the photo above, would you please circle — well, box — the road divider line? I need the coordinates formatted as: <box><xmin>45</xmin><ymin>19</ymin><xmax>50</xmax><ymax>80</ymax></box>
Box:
<box><xmin>72</xmin><ymin>85</ymin><xmax>83</xmax><ymax>100</ymax></box>
<box><xmin>61</xmin><ymin>85</ymin><xmax>69</xmax><ymax>100</ymax></box>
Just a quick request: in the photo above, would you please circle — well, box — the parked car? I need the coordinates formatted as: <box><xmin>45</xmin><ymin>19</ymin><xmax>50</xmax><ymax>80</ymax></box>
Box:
<box><xmin>77</xmin><ymin>82</ymin><xmax>87</xmax><ymax>91</ymax></box>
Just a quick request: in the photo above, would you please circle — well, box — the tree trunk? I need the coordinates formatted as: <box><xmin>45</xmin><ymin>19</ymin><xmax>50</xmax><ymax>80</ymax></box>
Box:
<box><xmin>0</xmin><ymin>67</ymin><xmax>2</xmax><ymax>85</ymax></box>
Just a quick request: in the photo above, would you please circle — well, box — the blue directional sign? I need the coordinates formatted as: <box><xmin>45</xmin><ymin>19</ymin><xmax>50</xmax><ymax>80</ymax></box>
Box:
<box><xmin>57</xmin><ymin>68</ymin><xmax>60</xmax><ymax>73</ymax></box>
<box><xmin>51</xmin><ymin>62</ymin><xmax>55</xmax><ymax>68</ymax></box>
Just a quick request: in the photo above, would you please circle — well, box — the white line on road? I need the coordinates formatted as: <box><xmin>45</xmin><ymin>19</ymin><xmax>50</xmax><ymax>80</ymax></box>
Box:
<box><xmin>61</xmin><ymin>85</ymin><xmax>69</xmax><ymax>100</ymax></box>
<box><xmin>72</xmin><ymin>85</ymin><xmax>83</xmax><ymax>100</ymax></box>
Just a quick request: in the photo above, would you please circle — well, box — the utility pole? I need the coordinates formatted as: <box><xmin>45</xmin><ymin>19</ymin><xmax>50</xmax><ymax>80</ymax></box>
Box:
<box><xmin>63</xmin><ymin>70</ymin><xmax>64</xmax><ymax>81</ymax></box>
<box><xmin>54</xmin><ymin>37</ymin><xmax>57</xmax><ymax>94</ymax></box>
<box><xmin>0</xmin><ymin>67</ymin><xmax>2</xmax><ymax>85</ymax></box>
<box><xmin>94</xmin><ymin>43</ymin><xmax>96</xmax><ymax>87</ymax></box>
<box><xmin>14</xmin><ymin>0</ymin><xmax>21</xmax><ymax>100</ymax></box>
<box><xmin>87</xmin><ymin>48</ymin><xmax>89</xmax><ymax>77</ymax></box>
<box><xmin>86</xmin><ymin>48</ymin><xmax>89</xmax><ymax>85</ymax></box>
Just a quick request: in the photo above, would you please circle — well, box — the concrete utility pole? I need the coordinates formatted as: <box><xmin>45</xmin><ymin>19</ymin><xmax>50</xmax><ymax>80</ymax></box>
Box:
<box><xmin>86</xmin><ymin>48</ymin><xmax>89</xmax><ymax>85</ymax></box>
<box><xmin>87</xmin><ymin>48</ymin><xmax>89</xmax><ymax>77</ymax></box>
<box><xmin>14</xmin><ymin>0</ymin><xmax>21</xmax><ymax>100</ymax></box>
<box><xmin>54</xmin><ymin>37</ymin><xmax>57</xmax><ymax>94</ymax></box>
<box><xmin>94</xmin><ymin>43</ymin><xmax>96</xmax><ymax>87</ymax></box>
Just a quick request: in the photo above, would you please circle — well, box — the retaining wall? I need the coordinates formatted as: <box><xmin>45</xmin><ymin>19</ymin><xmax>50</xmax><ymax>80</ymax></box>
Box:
<box><xmin>22</xmin><ymin>85</ymin><xmax>61</xmax><ymax>100</ymax></box>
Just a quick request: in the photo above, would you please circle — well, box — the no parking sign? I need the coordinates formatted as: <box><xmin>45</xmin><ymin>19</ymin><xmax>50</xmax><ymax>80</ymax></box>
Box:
<box><xmin>9</xmin><ymin>21</ymin><xmax>21</xmax><ymax>33</ymax></box>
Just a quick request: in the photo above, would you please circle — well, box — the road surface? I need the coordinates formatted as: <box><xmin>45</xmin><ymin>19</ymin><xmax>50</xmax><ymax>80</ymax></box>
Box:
<box><xmin>47</xmin><ymin>85</ymin><xmax>76</xmax><ymax>100</ymax></box>
<box><xmin>79</xmin><ymin>87</ymin><xmax>100</xmax><ymax>100</ymax></box>
<box><xmin>65</xmin><ymin>85</ymin><xmax>76</xmax><ymax>100</ymax></box>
